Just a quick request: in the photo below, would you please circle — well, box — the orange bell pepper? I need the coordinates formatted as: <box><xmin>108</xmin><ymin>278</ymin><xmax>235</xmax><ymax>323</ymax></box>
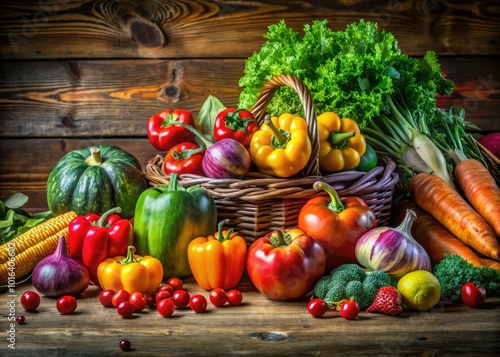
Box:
<box><xmin>188</xmin><ymin>220</ymin><xmax>247</xmax><ymax>290</ymax></box>
<box><xmin>97</xmin><ymin>245</ymin><xmax>163</xmax><ymax>294</ymax></box>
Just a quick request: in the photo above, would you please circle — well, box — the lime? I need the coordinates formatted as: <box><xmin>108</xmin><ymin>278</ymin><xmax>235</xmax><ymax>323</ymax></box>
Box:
<box><xmin>397</xmin><ymin>270</ymin><xmax>441</xmax><ymax>310</ymax></box>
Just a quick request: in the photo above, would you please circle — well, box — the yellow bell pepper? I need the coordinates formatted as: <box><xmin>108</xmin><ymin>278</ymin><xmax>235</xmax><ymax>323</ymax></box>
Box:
<box><xmin>250</xmin><ymin>113</ymin><xmax>311</xmax><ymax>178</ymax></box>
<box><xmin>317</xmin><ymin>112</ymin><xmax>366</xmax><ymax>172</ymax></box>
<box><xmin>97</xmin><ymin>245</ymin><xmax>163</xmax><ymax>294</ymax></box>
<box><xmin>188</xmin><ymin>220</ymin><xmax>247</xmax><ymax>291</ymax></box>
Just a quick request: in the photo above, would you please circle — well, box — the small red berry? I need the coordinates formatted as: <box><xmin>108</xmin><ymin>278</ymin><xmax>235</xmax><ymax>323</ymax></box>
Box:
<box><xmin>119</xmin><ymin>339</ymin><xmax>131</xmax><ymax>351</ymax></box>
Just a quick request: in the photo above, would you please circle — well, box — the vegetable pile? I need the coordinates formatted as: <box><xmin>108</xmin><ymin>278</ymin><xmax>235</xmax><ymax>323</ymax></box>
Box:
<box><xmin>1</xmin><ymin>18</ymin><xmax>500</xmax><ymax>339</ymax></box>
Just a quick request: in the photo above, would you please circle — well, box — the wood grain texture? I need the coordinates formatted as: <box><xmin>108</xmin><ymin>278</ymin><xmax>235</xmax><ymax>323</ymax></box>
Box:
<box><xmin>0</xmin><ymin>57</ymin><xmax>498</xmax><ymax>139</ymax></box>
<box><xmin>0</xmin><ymin>279</ymin><xmax>499</xmax><ymax>356</ymax></box>
<box><xmin>0</xmin><ymin>0</ymin><xmax>499</xmax><ymax>59</ymax></box>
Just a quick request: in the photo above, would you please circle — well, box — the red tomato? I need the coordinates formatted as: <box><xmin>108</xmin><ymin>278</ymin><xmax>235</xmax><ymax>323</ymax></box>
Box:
<box><xmin>162</xmin><ymin>142</ymin><xmax>205</xmax><ymax>176</ymax></box>
<box><xmin>157</xmin><ymin>299</ymin><xmax>175</xmax><ymax>317</ymax></box>
<box><xmin>461</xmin><ymin>282</ymin><xmax>487</xmax><ymax>308</ymax></box>
<box><xmin>20</xmin><ymin>291</ymin><xmax>41</xmax><ymax>311</ymax></box>
<box><xmin>129</xmin><ymin>292</ymin><xmax>147</xmax><ymax>312</ymax></box>
<box><xmin>339</xmin><ymin>300</ymin><xmax>360</xmax><ymax>320</ymax></box>
<box><xmin>57</xmin><ymin>296</ymin><xmax>77</xmax><ymax>315</ymax></box>
<box><xmin>99</xmin><ymin>289</ymin><xmax>115</xmax><ymax>307</ymax></box>
<box><xmin>189</xmin><ymin>294</ymin><xmax>207</xmax><ymax>313</ymax></box>
<box><xmin>246</xmin><ymin>228</ymin><xmax>326</xmax><ymax>300</ymax></box>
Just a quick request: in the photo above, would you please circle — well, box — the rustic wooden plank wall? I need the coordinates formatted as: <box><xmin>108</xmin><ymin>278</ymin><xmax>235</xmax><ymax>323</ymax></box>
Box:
<box><xmin>0</xmin><ymin>0</ymin><xmax>499</xmax><ymax>211</ymax></box>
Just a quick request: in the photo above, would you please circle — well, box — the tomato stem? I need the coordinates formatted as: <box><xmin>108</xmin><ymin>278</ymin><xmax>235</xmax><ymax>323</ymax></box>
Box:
<box><xmin>167</xmin><ymin>119</ymin><xmax>213</xmax><ymax>149</ymax></box>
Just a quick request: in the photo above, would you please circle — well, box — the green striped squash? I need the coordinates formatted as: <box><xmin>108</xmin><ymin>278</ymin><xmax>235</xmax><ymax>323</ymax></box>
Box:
<box><xmin>47</xmin><ymin>145</ymin><xmax>147</xmax><ymax>219</ymax></box>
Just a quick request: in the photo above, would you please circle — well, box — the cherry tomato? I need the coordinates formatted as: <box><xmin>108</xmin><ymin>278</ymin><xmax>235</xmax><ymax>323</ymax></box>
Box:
<box><xmin>112</xmin><ymin>289</ymin><xmax>130</xmax><ymax>308</ymax></box>
<box><xmin>226</xmin><ymin>290</ymin><xmax>243</xmax><ymax>306</ymax></box>
<box><xmin>143</xmin><ymin>293</ymin><xmax>155</xmax><ymax>307</ymax></box>
<box><xmin>56</xmin><ymin>296</ymin><xmax>77</xmax><ymax>315</ymax></box>
<box><xmin>171</xmin><ymin>289</ymin><xmax>190</xmax><ymax>308</ymax></box>
<box><xmin>157</xmin><ymin>284</ymin><xmax>174</xmax><ymax>295</ymax></box>
<box><xmin>119</xmin><ymin>339</ymin><xmax>131</xmax><ymax>352</ymax></box>
<box><xmin>461</xmin><ymin>282</ymin><xmax>487</xmax><ymax>308</ymax></box>
<box><xmin>20</xmin><ymin>291</ymin><xmax>41</xmax><ymax>311</ymax></box>
<box><xmin>209</xmin><ymin>288</ymin><xmax>227</xmax><ymax>307</ymax></box>
<box><xmin>117</xmin><ymin>301</ymin><xmax>135</xmax><ymax>318</ymax></box>
<box><xmin>157</xmin><ymin>298</ymin><xmax>175</xmax><ymax>317</ymax></box>
<box><xmin>129</xmin><ymin>292</ymin><xmax>147</xmax><ymax>312</ymax></box>
<box><xmin>308</xmin><ymin>298</ymin><xmax>328</xmax><ymax>317</ymax></box>
<box><xmin>167</xmin><ymin>277</ymin><xmax>183</xmax><ymax>291</ymax></box>
<box><xmin>99</xmin><ymin>289</ymin><xmax>115</xmax><ymax>307</ymax></box>
<box><xmin>339</xmin><ymin>300</ymin><xmax>360</xmax><ymax>320</ymax></box>
<box><xmin>189</xmin><ymin>294</ymin><xmax>207</xmax><ymax>313</ymax></box>
<box><xmin>155</xmin><ymin>290</ymin><xmax>172</xmax><ymax>305</ymax></box>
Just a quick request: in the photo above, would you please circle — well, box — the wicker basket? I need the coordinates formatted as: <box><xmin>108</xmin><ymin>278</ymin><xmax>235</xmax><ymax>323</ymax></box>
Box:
<box><xmin>145</xmin><ymin>74</ymin><xmax>399</xmax><ymax>243</ymax></box>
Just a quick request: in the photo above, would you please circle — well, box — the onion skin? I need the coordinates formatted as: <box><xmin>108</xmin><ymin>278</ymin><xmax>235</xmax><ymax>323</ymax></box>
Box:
<box><xmin>32</xmin><ymin>236</ymin><xmax>90</xmax><ymax>297</ymax></box>
<box><xmin>355</xmin><ymin>209</ymin><xmax>431</xmax><ymax>280</ymax></box>
<box><xmin>202</xmin><ymin>138</ymin><xmax>251</xmax><ymax>179</ymax></box>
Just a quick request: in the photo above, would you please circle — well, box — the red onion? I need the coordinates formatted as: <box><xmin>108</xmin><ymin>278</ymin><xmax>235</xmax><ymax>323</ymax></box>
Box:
<box><xmin>201</xmin><ymin>138</ymin><xmax>251</xmax><ymax>178</ymax></box>
<box><xmin>355</xmin><ymin>209</ymin><xmax>431</xmax><ymax>279</ymax></box>
<box><xmin>172</xmin><ymin>119</ymin><xmax>251</xmax><ymax>178</ymax></box>
<box><xmin>32</xmin><ymin>235</ymin><xmax>90</xmax><ymax>297</ymax></box>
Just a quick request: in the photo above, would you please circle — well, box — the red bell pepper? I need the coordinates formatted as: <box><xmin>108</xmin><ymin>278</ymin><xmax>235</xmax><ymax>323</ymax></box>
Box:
<box><xmin>162</xmin><ymin>142</ymin><xmax>205</xmax><ymax>176</ymax></box>
<box><xmin>298</xmin><ymin>181</ymin><xmax>377</xmax><ymax>272</ymax></box>
<box><xmin>147</xmin><ymin>109</ymin><xmax>196</xmax><ymax>152</ymax></box>
<box><xmin>213</xmin><ymin>108</ymin><xmax>259</xmax><ymax>148</ymax></box>
<box><xmin>68</xmin><ymin>207</ymin><xmax>133</xmax><ymax>285</ymax></box>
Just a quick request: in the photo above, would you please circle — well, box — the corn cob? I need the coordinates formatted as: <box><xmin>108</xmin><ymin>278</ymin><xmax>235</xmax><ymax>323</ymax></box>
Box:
<box><xmin>0</xmin><ymin>211</ymin><xmax>76</xmax><ymax>286</ymax></box>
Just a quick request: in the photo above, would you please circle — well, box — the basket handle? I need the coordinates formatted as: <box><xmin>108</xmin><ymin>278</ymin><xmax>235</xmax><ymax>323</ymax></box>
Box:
<box><xmin>248</xmin><ymin>74</ymin><xmax>320</xmax><ymax>177</ymax></box>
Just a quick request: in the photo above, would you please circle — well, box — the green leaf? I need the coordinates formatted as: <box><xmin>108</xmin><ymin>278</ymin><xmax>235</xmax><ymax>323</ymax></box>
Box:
<box><xmin>0</xmin><ymin>210</ymin><xmax>15</xmax><ymax>228</ymax></box>
<box><xmin>3</xmin><ymin>192</ymin><xmax>29</xmax><ymax>209</ymax></box>
<box><xmin>195</xmin><ymin>95</ymin><xmax>226</xmax><ymax>142</ymax></box>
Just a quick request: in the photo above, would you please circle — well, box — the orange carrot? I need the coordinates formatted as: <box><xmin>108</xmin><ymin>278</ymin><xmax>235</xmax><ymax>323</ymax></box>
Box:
<box><xmin>480</xmin><ymin>258</ymin><xmax>500</xmax><ymax>271</ymax></box>
<box><xmin>408</xmin><ymin>173</ymin><xmax>500</xmax><ymax>260</ymax></box>
<box><xmin>395</xmin><ymin>200</ymin><xmax>484</xmax><ymax>267</ymax></box>
<box><xmin>454</xmin><ymin>158</ymin><xmax>500</xmax><ymax>238</ymax></box>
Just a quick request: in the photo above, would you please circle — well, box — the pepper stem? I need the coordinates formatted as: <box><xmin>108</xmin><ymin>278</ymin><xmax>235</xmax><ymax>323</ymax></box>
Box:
<box><xmin>118</xmin><ymin>246</ymin><xmax>142</xmax><ymax>265</ymax></box>
<box><xmin>216</xmin><ymin>219</ymin><xmax>234</xmax><ymax>242</ymax></box>
<box><xmin>313</xmin><ymin>181</ymin><xmax>344</xmax><ymax>213</ymax></box>
<box><xmin>264</xmin><ymin>116</ymin><xmax>289</xmax><ymax>147</ymax></box>
<box><xmin>96</xmin><ymin>207</ymin><xmax>122</xmax><ymax>227</ymax></box>
<box><xmin>328</xmin><ymin>131</ymin><xmax>356</xmax><ymax>149</ymax></box>
<box><xmin>85</xmin><ymin>147</ymin><xmax>103</xmax><ymax>166</ymax></box>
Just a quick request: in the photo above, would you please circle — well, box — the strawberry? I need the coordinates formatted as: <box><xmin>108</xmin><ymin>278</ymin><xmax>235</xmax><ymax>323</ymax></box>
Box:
<box><xmin>366</xmin><ymin>286</ymin><xmax>403</xmax><ymax>316</ymax></box>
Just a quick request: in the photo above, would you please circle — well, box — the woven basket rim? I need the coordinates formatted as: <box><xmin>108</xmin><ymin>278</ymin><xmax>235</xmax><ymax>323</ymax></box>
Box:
<box><xmin>145</xmin><ymin>154</ymin><xmax>399</xmax><ymax>203</ymax></box>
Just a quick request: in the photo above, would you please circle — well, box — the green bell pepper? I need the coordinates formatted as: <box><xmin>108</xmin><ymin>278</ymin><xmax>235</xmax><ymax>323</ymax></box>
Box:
<box><xmin>133</xmin><ymin>174</ymin><xmax>217</xmax><ymax>279</ymax></box>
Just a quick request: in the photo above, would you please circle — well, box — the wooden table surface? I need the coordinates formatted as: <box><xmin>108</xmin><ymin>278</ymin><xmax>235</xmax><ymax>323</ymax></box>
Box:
<box><xmin>2</xmin><ymin>276</ymin><xmax>499</xmax><ymax>356</ymax></box>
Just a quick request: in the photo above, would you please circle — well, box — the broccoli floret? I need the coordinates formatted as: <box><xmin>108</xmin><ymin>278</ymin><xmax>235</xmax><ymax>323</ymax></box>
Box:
<box><xmin>324</xmin><ymin>279</ymin><xmax>346</xmax><ymax>303</ymax></box>
<box><xmin>345</xmin><ymin>280</ymin><xmax>371</xmax><ymax>309</ymax></box>
<box><xmin>330</xmin><ymin>264</ymin><xmax>367</xmax><ymax>283</ymax></box>
<box><xmin>433</xmin><ymin>254</ymin><xmax>500</xmax><ymax>302</ymax></box>
<box><xmin>313</xmin><ymin>275</ymin><xmax>332</xmax><ymax>299</ymax></box>
<box><xmin>362</xmin><ymin>270</ymin><xmax>395</xmax><ymax>303</ymax></box>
